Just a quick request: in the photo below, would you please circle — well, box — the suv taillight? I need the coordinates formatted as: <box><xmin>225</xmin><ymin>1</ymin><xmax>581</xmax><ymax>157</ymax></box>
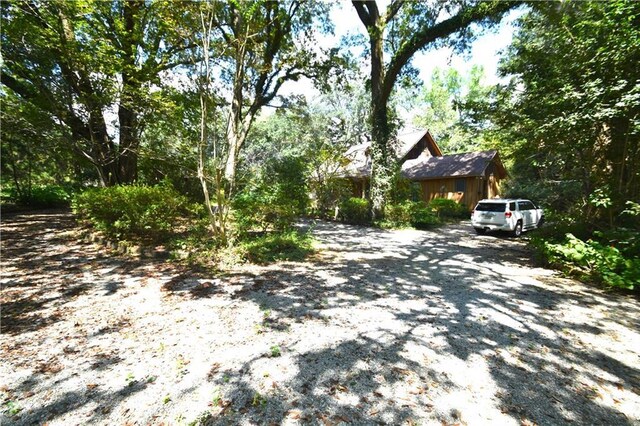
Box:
<box><xmin>505</xmin><ymin>211</ymin><xmax>512</xmax><ymax>218</ymax></box>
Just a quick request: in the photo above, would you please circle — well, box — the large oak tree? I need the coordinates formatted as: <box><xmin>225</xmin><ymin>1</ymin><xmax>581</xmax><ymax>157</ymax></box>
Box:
<box><xmin>352</xmin><ymin>0</ymin><xmax>519</xmax><ymax>216</ymax></box>
<box><xmin>1</xmin><ymin>0</ymin><xmax>196</xmax><ymax>185</ymax></box>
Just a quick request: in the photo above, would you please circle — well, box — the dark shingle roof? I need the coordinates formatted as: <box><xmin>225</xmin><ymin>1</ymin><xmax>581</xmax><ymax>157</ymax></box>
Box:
<box><xmin>401</xmin><ymin>150</ymin><xmax>500</xmax><ymax>180</ymax></box>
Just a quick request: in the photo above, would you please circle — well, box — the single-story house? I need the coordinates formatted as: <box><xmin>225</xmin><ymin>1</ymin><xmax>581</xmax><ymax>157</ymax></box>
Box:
<box><xmin>336</xmin><ymin>129</ymin><xmax>507</xmax><ymax>211</ymax></box>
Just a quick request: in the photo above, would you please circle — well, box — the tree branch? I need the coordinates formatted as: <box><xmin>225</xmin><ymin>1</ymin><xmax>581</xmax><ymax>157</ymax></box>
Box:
<box><xmin>352</xmin><ymin>1</ymin><xmax>374</xmax><ymax>28</ymax></box>
<box><xmin>385</xmin><ymin>0</ymin><xmax>403</xmax><ymax>24</ymax></box>
<box><xmin>382</xmin><ymin>0</ymin><xmax>520</xmax><ymax>104</ymax></box>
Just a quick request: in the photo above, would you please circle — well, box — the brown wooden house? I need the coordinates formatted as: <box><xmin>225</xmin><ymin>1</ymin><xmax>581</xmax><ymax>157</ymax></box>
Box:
<box><xmin>337</xmin><ymin>129</ymin><xmax>507</xmax><ymax>211</ymax></box>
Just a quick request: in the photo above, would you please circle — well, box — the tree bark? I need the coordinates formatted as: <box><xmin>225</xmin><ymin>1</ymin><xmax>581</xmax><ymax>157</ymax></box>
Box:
<box><xmin>116</xmin><ymin>1</ymin><xmax>143</xmax><ymax>184</ymax></box>
<box><xmin>369</xmin><ymin>26</ymin><xmax>393</xmax><ymax>219</ymax></box>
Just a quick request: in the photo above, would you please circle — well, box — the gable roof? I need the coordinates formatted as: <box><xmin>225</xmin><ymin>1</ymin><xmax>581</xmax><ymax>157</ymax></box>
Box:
<box><xmin>395</xmin><ymin>129</ymin><xmax>442</xmax><ymax>160</ymax></box>
<box><xmin>337</xmin><ymin>142</ymin><xmax>370</xmax><ymax>178</ymax></box>
<box><xmin>401</xmin><ymin>150</ymin><xmax>507</xmax><ymax>180</ymax></box>
<box><xmin>336</xmin><ymin>129</ymin><xmax>440</xmax><ymax>179</ymax></box>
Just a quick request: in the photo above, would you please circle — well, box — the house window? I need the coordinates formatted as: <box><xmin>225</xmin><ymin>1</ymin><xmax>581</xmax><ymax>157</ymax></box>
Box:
<box><xmin>455</xmin><ymin>179</ymin><xmax>466</xmax><ymax>192</ymax></box>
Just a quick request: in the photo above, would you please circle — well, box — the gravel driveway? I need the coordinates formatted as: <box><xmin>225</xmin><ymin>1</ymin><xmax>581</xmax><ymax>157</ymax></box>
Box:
<box><xmin>1</xmin><ymin>211</ymin><xmax>639</xmax><ymax>425</ymax></box>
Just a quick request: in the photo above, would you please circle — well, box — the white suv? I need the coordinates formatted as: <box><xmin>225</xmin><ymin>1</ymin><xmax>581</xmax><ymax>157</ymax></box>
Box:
<box><xmin>471</xmin><ymin>199</ymin><xmax>544</xmax><ymax>237</ymax></box>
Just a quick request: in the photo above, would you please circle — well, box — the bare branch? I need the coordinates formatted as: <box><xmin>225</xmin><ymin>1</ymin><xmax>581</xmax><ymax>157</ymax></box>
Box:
<box><xmin>385</xmin><ymin>0</ymin><xmax>403</xmax><ymax>24</ymax></box>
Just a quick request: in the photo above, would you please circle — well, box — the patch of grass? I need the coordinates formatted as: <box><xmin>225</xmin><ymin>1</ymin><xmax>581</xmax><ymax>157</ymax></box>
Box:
<box><xmin>4</xmin><ymin>400</ymin><xmax>22</xmax><ymax>416</ymax></box>
<box><xmin>188</xmin><ymin>411</ymin><xmax>214</xmax><ymax>426</ymax></box>
<box><xmin>269</xmin><ymin>345</ymin><xmax>281</xmax><ymax>357</ymax></box>
<box><xmin>237</xmin><ymin>230</ymin><xmax>314</xmax><ymax>264</ymax></box>
<box><xmin>252</xmin><ymin>392</ymin><xmax>267</xmax><ymax>408</ymax></box>
<box><xmin>211</xmin><ymin>387</ymin><xmax>222</xmax><ymax>406</ymax></box>
<box><xmin>175</xmin><ymin>354</ymin><xmax>189</xmax><ymax>377</ymax></box>
<box><xmin>125</xmin><ymin>372</ymin><xmax>136</xmax><ymax>385</ymax></box>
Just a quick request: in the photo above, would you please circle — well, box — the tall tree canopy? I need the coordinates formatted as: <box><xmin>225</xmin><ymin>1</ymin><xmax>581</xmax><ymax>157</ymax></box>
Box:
<box><xmin>352</xmin><ymin>0</ymin><xmax>519</xmax><ymax>217</ymax></box>
<box><xmin>413</xmin><ymin>65</ymin><xmax>491</xmax><ymax>153</ymax></box>
<box><xmin>1</xmin><ymin>0</ymin><xmax>196</xmax><ymax>185</ymax></box>
<box><xmin>206</xmin><ymin>0</ymin><xmax>332</xmax><ymax>190</ymax></box>
<box><xmin>486</xmin><ymin>1</ymin><xmax>640</xmax><ymax>219</ymax></box>
<box><xmin>174</xmin><ymin>0</ymin><xmax>332</xmax><ymax>239</ymax></box>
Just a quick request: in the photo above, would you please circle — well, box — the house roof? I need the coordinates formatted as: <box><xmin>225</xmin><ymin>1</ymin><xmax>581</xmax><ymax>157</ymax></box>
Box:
<box><xmin>336</xmin><ymin>129</ymin><xmax>439</xmax><ymax>179</ymax></box>
<box><xmin>337</xmin><ymin>142</ymin><xmax>371</xmax><ymax>178</ymax></box>
<box><xmin>401</xmin><ymin>150</ymin><xmax>506</xmax><ymax>180</ymax></box>
<box><xmin>395</xmin><ymin>129</ymin><xmax>442</xmax><ymax>159</ymax></box>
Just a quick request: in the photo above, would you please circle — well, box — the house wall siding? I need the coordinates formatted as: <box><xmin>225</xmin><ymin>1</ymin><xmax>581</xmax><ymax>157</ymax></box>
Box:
<box><xmin>420</xmin><ymin>176</ymin><xmax>501</xmax><ymax>211</ymax></box>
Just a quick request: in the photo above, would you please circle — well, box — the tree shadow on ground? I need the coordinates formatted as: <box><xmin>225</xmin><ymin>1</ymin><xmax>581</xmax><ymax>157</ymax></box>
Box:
<box><xmin>1</xmin><ymin>210</ymin><xmax>181</xmax><ymax>425</ymax></box>
<box><xmin>0</xmin><ymin>210</ymin><xmax>175</xmax><ymax>335</ymax></box>
<box><xmin>2</xmin><ymin>213</ymin><xmax>638</xmax><ymax>425</ymax></box>
<box><xmin>198</xmin><ymin>219</ymin><xmax>638</xmax><ymax>425</ymax></box>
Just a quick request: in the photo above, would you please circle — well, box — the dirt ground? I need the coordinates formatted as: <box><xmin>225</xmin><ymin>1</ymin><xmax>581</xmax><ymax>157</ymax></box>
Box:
<box><xmin>1</xmin><ymin>210</ymin><xmax>639</xmax><ymax>425</ymax></box>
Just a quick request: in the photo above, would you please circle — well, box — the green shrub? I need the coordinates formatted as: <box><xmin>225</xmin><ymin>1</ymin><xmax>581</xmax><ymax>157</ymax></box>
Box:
<box><xmin>9</xmin><ymin>184</ymin><xmax>74</xmax><ymax>208</ymax></box>
<box><xmin>382</xmin><ymin>200</ymin><xmax>440</xmax><ymax>229</ymax></box>
<box><xmin>389</xmin><ymin>175</ymin><xmax>422</xmax><ymax>204</ymax></box>
<box><xmin>233</xmin><ymin>191</ymin><xmax>297</xmax><ymax>233</ymax></box>
<box><xmin>410</xmin><ymin>203</ymin><xmax>440</xmax><ymax>229</ymax></box>
<box><xmin>72</xmin><ymin>184</ymin><xmax>194</xmax><ymax>242</ymax></box>
<box><xmin>383</xmin><ymin>201</ymin><xmax>414</xmax><ymax>227</ymax></box>
<box><xmin>237</xmin><ymin>230</ymin><xmax>314</xmax><ymax>264</ymax></box>
<box><xmin>233</xmin><ymin>156</ymin><xmax>308</xmax><ymax>234</ymax></box>
<box><xmin>339</xmin><ymin>197</ymin><xmax>370</xmax><ymax>225</ymax></box>
<box><xmin>427</xmin><ymin>198</ymin><xmax>469</xmax><ymax>219</ymax></box>
<box><xmin>540</xmin><ymin>233</ymin><xmax>639</xmax><ymax>290</ymax></box>
<box><xmin>310</xmin><ymin>179</ymin><xmax>352</xmax><ymax>219</ymax></box>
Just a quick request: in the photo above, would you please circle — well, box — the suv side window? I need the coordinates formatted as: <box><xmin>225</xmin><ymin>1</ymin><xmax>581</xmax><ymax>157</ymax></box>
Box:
<box><xmin>517</xmin><ymin>201</ymin><xmax>528</xmax><ymax>211</ymax></box>
<box><xmin>509</xmin><ymin>202</ymin><xmax>516</xmax><ymax>211</ymax></box>
<box><xmin>523</xmin><ymin>201</ymin><xmax>535</xmax><ymax>210</ymax></box>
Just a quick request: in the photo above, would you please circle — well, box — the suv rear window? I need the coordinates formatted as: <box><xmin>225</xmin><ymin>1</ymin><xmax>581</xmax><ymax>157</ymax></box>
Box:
<box><xmin>475</xmin><ymin>202</ymin><xmax>506</xmax><ymax>212</ymax></box>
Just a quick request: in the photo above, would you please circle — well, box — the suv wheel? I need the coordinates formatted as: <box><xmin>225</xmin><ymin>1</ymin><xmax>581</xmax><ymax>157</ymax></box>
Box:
<box><xmin>512</xmin><ymin>220</ymin><xmax>523</xmax><ymax>237</ymax></box>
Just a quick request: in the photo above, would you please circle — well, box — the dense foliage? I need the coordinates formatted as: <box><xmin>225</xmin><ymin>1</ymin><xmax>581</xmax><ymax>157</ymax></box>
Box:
<box><xmin>478</xmin><ymin>1</ymin><xmax>640</xmax><ymax>290</ymax></box>
<box><xmin>4</xmin><ymin>0</ymin><xmax>638</xmax><ymax>282</ymax></box>
<box><xmin>233</xmin><ymin>156</ymin><xmax>308</xmax><ymax>234</ymax></box>
<box><xmin>488</xmin><ymin>1</ymin><xmax>639</xmax><ymax>221</ymax></box>
<box><xmin>339</xmin><ymin>198</ymin><xmax>371</xmax><ymax>225</ymax></box>
<box><xmin>73</xmin><ymin>185</ymin><xmax>195</xmax><ymax>242</ymax></box>
<box><xmin>535</xmin><ymin>231</ymin><xmax>639</xmax><ymax>291</ymax></box>
<box><xmin>236</xmin><ymin>230</ymin><xmax>315</xmax><ymax>264</ymax></box>
<box><xmin>9</xmin><ymin>185</ymin><xmax>75</xmax><ymax>209</ymax></box>
<box><xmin>382</xmin><ymin>201</ymin><xmax>439</xmax><ymax>229</ymax></box>
<box><xmin>427</xmin><ymin>198</ymin><xmax>469</xmax><ymax>219</ymax></box>
<box><xmin>1</xmin><ymin>1</ymin><xmax>198</xmax><ymax>185</ymax></box>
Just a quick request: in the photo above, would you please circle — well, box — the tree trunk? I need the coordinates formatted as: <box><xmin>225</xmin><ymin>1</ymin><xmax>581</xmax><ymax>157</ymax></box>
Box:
<box><xmin>117</xmin><ymin>100</ymin><xmax>139</xmax><ymax>184</ymax></box>
<box><xmin>224</xmin><ymin>115</ymin><xmax>251</xmax><ymax>194</ymax></box>
<box><xmin>368</xmin><ymin>21</ymin><xmax>393</xmax><ymax>220</ymax></box>
<box><xmin>116</xmin><ymin>1</ymin><xmax>141</xmax><ymax>185</ymax></box>
<box><xmin>223</xmin><ymin>33</ymin><xmax>248</xmax><ymax>193</ymax></box>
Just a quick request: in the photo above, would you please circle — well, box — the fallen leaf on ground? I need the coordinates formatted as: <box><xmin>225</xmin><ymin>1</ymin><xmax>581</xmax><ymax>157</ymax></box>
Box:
<box><xmin>287</xmin><ymin>410</ymin><xmax>302</xmax><ymax>419</ymax></box>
